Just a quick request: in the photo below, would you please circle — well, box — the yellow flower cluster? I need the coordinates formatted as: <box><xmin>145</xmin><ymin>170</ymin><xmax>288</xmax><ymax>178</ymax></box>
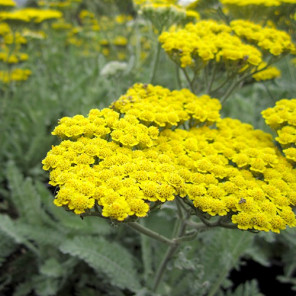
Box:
<box><xmin>43</xmin><ymin>84</ymin><xmax>296</xmax><ymax>233</ymax></box>
<box><xmin>112</xmin><ymin>83</ymin><xmax>221</xmax><ymax>128</ymax></box>
<box><xmin>230</xmin><ymin>20</ymin><xmax>296</xmax><ymax>56</ymax></box>
<box><xmin>252</xmin><ymin>62</ymin><xmax>281</xmax><ymax>81</ymax></box>
<box><xmin>0</xmin><ymin>0</ymin><xmax>16</xmax><ymax>7</ymax></box>
<box><xmin>0</xmin><ymin>51</ymin><xmax>28</xmax><ymax>64</ymax></box>
<box><xmin>79</xmin><ymin>10</ymin><xmax>100</xmax><ymax>32</ymax></box>
<box><xmin>0</xmin><ymin>23</ymin><xmax>27</xmax><ymax>45</ymax></box>
<box><xmin>43</xmin><ymin>104</ymin><xmax>178</xmax><ymax>219</ymax></box>
<box><xmin>262</xmin><ymin>99</ymin><xmax>296</xmax><ymax>163</ymax></box>
<box><xmin>220</xmin><ymin>0</ymin><xmax>281</xmax><ymax>6</ymax></box>
<box><xmin>0</xmin><ymin>8</ymin><xmax>62</xmax><ymax>23</ymax></box>
<box><xmin>221</xmin><ymin>0</ymin><xmax>296</xmax><ymax>6</ymax></box>
<box><xmin>43</xmin><ymin>84</ymin><xmax>219</xmax><ymax>219</ymax></box>
<box><xmin>159</xmin><ymin>20</ymin><xmax>262</xmax><ymax>68</ymax></box>
<box><xmin>0</xmin><ymin>68</ymin><xmax>31</xmax><ymax>83</ymax></box>
<box><xmin>51</xmin><ymin>108</ymin><xmax>159</xmax><ymax>149</ymax></box>
<box><xmin>152</xmin><ymin>119</ymin><xmax>296</xmax><ymax>233</ymax></box>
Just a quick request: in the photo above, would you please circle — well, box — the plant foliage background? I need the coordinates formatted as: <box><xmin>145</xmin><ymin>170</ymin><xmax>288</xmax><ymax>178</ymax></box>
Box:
<box><xmin>0</xmin><ymin>0</ymin><xmax>296</xmax><ymax>295</ymax></box>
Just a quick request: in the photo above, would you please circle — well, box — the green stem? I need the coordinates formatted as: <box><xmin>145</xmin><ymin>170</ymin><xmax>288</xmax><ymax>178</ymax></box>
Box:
<box><xmin>209</xmin><ymin>71</ymin><xmax>237</xmax><ymax>95</ymax></box>
<box><xmin>175</xmin><ymin>198</ymin><xmax>184</xmax><ymax>220</ymax></box>
<box><xmin>204</xmin><ymin>64</ymin><xmax>209</xmax><ymax>91</ymax></box>
<box><xmin>181</xmin><ymin>68</ymin><xmax>194</xmax><ymax>92</ymax></box>
<box><xmin>127</xmin><ymin>222</ymin><xmax>175</xmax><ymax>245</ymax></box>
<box><xmin>140</xmin><ymin>219</ymin><xmax>153</xmax><ymax>283</ymax></box>
<box><xmin>175</xmin><ymin>64</ymin><xmax>182</xmax><ymax>89</ymax></box>
<box><xmin>206</xmin><ymin>62</ymin><xmax>217</xmax><ymax>94</ymax></box>
<box><xmin>263</xmin><ymin>82</ymin><xmax>276</xmax><ymax>102</ymax></box>
<box><xmin>150</xmin><ymin>41</ymin><xmax>161</xmax><ymax>84</ymax></box>
<box><xmin>152</xmin><ymin>216</ymin><xmax>188</xmax><ymax>292</ymax></box>
<box><xmin>220</xmin><ymin>76</ymin><xmax>240</xmax><ymax>104</ymax></box>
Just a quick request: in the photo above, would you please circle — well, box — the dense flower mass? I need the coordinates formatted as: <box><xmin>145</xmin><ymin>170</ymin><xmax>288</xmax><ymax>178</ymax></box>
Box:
<box><xmin>251</xmin><ymin>63</ymin><xmax>281</xmax><ymax>81</ymax></box>
<box><xmin>153</xmin><ymin>120</ymin><xmax>296</xmax><ymax>233</ymax></box>
<box><xmin>112</xmin><ymin>83</ymin><xmax>221</xmax><ymax>127</ymax></box>
<box><xmin>230</xmin><ymin>20</ymin><xmax>296</xmax><ymax>56</ymax></box>
<box><xmin>0</xmin><ymin>8</ymin><xmax>62</xmax><ymax>23</ymax></box>
<box><xmin>0</xmin><ymin>0</ymin><xmax>16</xmax><ymax>7</ymax></box>
<box><xmin>159</xmin><ymin>19</ymin><xmax>295</xmax><ymax>70</ymax></box>
<box><xmin>221</xmin><ymin>0</ymin><xmax>296</xmax><ymax>6</ymax></box>
<box><xmin>43</xmin><ymin>83</ymin><xmax>296</xmax><ymax>233</ymax></box>
<box><xmin>159</xmin><ymin>20</ymin><xmax>262</xmax><ymax>68</ymax></box>
<box><xmin>262</xmin><ymin>99</ymin><xmax>296</xmax><ymax>163</ymax></box>
<box><xmin>0</xmin><ymin>68</ymin><xmax>31</xmax><ymax>83</ymax></box>
<box><xmin>0</xmin><ymin>51</ymin><xmax>28</xmax><ymax>63</ymax></box>
<box><xmin>220</xmin><ymin>0</ymin><xmax>282</xmax><ymax>6</ymax></box>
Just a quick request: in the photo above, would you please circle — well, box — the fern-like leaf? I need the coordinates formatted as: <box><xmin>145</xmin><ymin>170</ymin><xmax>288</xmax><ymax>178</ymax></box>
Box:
<box><xmin>59</xmin><ymin>235</ymin><xmax>141</xmax><ymax>292</ymax></box>
<box><xmin>6</xmin><ymin>161</ymin><xmax>42</xmax><ymax>224</ymax></box>
<box><xmin>0</xmin><ymin>232</ymin><xmax>17</xmax><ymax>267</ymax></box>
<box><xmin>220</xmin><ymin>279</ymin><xmax>263</xmax><ymax>296</ymax></box>
<box><xmin>200</xmin><ymin>228</ymin><xmax>254</xmax><ymax>296</ymax></box>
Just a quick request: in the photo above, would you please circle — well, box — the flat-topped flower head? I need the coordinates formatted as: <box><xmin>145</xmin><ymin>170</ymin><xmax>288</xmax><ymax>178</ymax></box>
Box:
<box><xmin>159</xmin><ymin>20</ymin><xmax>263</xmax><ymax>69</ymax></box>
<box><xmin>231</xmin><ymin>20</ymin><xmax>296</xmax><ymax>56</ymax></box>
<box><xmin>0</xmin><ymin>8</ymin><xmax>62</xmax><ymax>24</ymax></box>
<box><xmin>43</xmin><ymin>85</ymin><xmax>296</xmax><ymax>233</ymax></box>
<box><xmin>112</xmin><ymin>83</ymin><xmax>221</xmax><ymax>128</ymax></box>
<box><xmin>0</xmin><ymin>68</ymin><xmax>31</xmax><ymax>83</ymax></box>
<box><xmin>262</xmin><ymin>98</ymin><xmax>296</xmax><ymax>164</ymax></box>
<box><xmin>0</xmin><ymin>51</ymin><xmax>29</xmax><ymax>64</ymax></box>
<box><xmin>150</xmin><ymin>118</ymin><xmax>296</xmax><ymax>233</ymax></box>
<box><xmin>0</xmin><ymin>0</ymin><xmax>16</xmax><ymax>8</ymax></box>
<box><xmin>252</xmin><ymin>63</ymin><xmax>281</xmax><ymax>81</ymax></box>
<box><xmin>221</xmin><ymin>0</ymin><xmax>281</xmax><ymax>6</ymax></box>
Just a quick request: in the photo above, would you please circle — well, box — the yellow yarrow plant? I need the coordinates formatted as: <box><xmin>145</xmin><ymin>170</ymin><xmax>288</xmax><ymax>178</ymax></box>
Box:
<box><xmin>43</xmin><ymin>83</ymin><xmax>296</xmax><ymax>233</ymax></box>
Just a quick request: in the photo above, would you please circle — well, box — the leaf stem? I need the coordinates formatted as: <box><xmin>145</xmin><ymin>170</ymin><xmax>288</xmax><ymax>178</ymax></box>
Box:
<box><xmin>175</xmin><ymin>64</ymin><xmax>182</xmax><ymax>89</ymax></box>
<box><xmin>152</xmin><ymin>215</ymin><xmax>188</xmax><ymax>292</ymax></box>
<box><xmin>127</xmin><ymin>222</ymin><xmax>175</xmax><ymax>245</ymax></box>
<box><xmin>181</xmin><ymin>68</ymin><xmax>194</xmax><ymax>92</ymax></box>
<box><xmin>150</xmin><ymin>41</ymin><xmax>161</xmax><ymax>84</ymax></box>
<box><xmin>206</xmin><ymin>62</ymin><xmax>217</xmax><ymax>94</ymax></box>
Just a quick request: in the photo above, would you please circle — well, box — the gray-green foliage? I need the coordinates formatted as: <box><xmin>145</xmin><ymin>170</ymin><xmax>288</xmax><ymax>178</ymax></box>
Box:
<box><xmin>276</xmin><ymin>228</ymin><xmax>296</xmax><ymax>291</ymax></box>
<box><xmin>218</xmin><ymin>280</ymin><xmax>263</xmax><ymax>296</ymax></box>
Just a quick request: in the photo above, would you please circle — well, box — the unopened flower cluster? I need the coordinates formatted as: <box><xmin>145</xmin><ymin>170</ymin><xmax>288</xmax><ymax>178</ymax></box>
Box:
<box><xmin>133</xmin><ymin>0</ymin><xmax>200</xmax><ymax>31</ymax></box>
<box><xmin>43</xmin><ymin>83</ymin><xmax>296</xmax><ymax>233</ymax></box>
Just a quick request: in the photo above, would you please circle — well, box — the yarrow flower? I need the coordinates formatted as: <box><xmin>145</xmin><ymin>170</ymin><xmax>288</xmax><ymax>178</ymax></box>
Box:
<box><xmin>112</xmin><ymin>83</ymin><xmax>221</xmax><ymax>127</ymax></box>
<box><xmin>0</xmin><ymin>68</ymin><xmax>31</xmax><ymax>83</ymax></box>
<box><xmin>251</xmin><ymin>62</ymin><xmax>281</xmax><ymax>81</ymax></box>
<box><xmin>43</xmin><ymin>84</ymin><xmax>296</xmax><ymax>233</ymax></box>
<box><xmin>0</xmin><ymin>8</ymin><xmax>62</xmax><ymax>24</ymax></box>
<box><xmin>262</xmin><ymin>98</ymin><xmax>296</xmax><ymax>164</ymax></box>
<box><xmin>159</xmin><ymin>20</ymin><xmax>263</xmax><ymax>68</ymax></box>
<box><xmin>230</xmin><ymin>20</ymin><xmax>296</xmax><ymax>56</ymax></box>
<box><xmin>0</xmin><ymin>0</ymin><xmax>16</xmax><ymax>8</ymax></box>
